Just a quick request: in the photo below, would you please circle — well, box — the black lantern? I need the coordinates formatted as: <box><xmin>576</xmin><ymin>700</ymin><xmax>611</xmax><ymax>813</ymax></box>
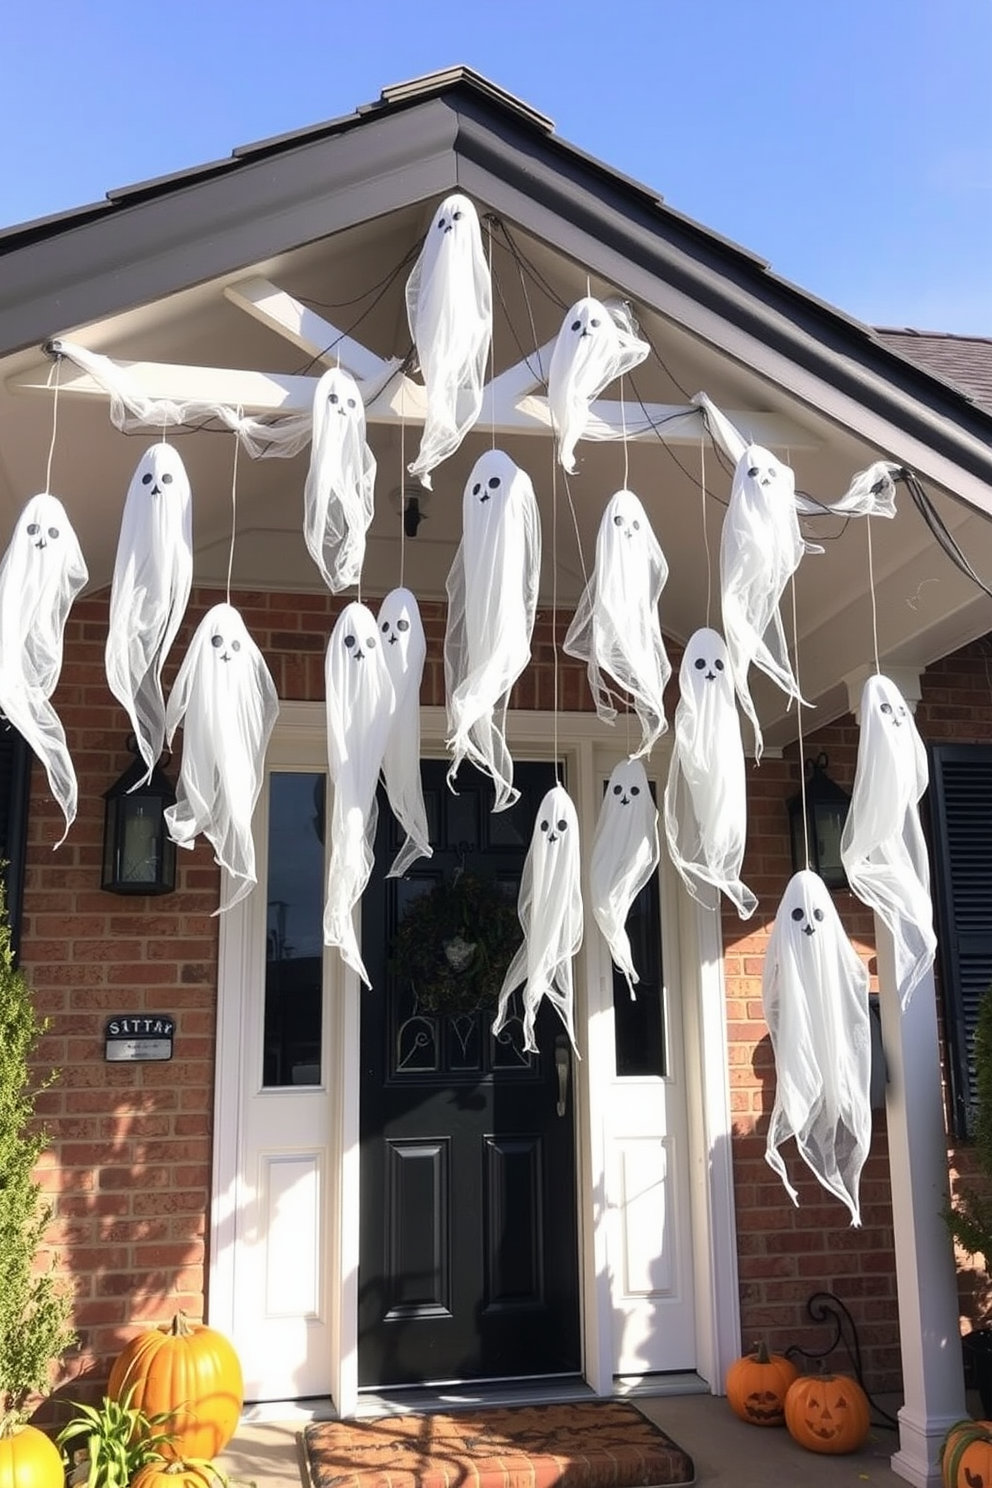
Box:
<box><xmin>101</xmin><ymin>742</ymin><xmax>177</xmax><ymax>895</ymax></box>
<box><xmin>788</xmin><ymin>753</ymin><xmax>851</xmax><ymax>890</ymax></box>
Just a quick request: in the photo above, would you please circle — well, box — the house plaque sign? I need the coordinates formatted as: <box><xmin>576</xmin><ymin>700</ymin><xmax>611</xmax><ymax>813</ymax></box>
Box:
<box><xmin>104</xmin><ymin>1015</ymin><xmax>175</xmax><ymax>1062</ymax></box>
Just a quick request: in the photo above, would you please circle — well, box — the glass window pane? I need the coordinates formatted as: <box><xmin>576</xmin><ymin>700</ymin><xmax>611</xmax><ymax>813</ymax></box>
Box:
<box><xmin>263</xmin><ymin>772</ymin><xmax>326</xmax><ymax>1087</ymax></box>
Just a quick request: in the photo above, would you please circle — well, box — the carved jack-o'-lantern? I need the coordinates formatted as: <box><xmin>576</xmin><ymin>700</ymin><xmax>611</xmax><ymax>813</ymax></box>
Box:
<box><xmin>725</xmin><ymin>1340</ymin><xmax>798</xmax><ymax>1427</ymax></box>
<box><xmin>784</xmin><ymin>1371</ymin><xmax>871</xmax><ymax>1455</ymax></box>
<box><xmin>941</xmin><ymin>1418</ymin><xmax>992</xmax><ymax>1488</ymax></box>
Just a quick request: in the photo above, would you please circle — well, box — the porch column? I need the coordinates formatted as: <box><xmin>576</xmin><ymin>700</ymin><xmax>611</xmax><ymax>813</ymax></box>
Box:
<box><xmin>876</xmin><ymin>937</ymin><xmax>965</xmax><ymax>1487</ymax></box>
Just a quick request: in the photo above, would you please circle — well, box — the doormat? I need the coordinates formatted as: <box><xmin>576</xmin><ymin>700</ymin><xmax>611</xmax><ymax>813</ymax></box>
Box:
<box><xmin>303</xmin><ymin>1400</ymin><xmax>695</xmax><ymax>1488</ymax></box>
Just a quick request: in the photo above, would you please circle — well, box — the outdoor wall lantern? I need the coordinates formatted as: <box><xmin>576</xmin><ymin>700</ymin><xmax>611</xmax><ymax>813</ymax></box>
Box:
<box><xmin>787</xmin><ymin>752</ymin><xmax>851</xmax><ymax>891</ymax></box>
<box><xmin>101</xmin><ymin>739</ymin><xmax>177</xmax><ymax>895</ymax></box>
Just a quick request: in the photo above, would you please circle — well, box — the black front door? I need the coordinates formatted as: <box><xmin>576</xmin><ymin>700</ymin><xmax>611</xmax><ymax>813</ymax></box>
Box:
<box><xmin>358</xmin><ymin>760</ymin><xmax>581</xmax><ymax>1388</ymax></box>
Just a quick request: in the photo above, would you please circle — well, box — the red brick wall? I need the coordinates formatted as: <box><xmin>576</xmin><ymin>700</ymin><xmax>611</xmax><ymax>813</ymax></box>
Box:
<box><xmin>25</xmin><ymin>591</ymin><xmax>984</xmax><ymax>1402</ymax></box>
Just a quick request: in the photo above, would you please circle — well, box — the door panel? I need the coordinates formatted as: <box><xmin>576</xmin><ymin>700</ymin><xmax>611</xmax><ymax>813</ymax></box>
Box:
<box><xmin>358</xmin><ymin>760</ymin><xmax>581</xmax><ymax>1388</ymax></box>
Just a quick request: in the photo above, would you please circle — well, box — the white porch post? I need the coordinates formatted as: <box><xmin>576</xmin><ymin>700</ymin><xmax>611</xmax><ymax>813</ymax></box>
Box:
<box><xmin>876</xmin><ymin>935</ymin><xmax>966</xmax><ymax>1487</ymax></box>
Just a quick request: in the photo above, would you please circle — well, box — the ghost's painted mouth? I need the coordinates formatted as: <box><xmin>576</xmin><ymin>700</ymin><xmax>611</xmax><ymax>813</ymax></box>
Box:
<box><xmin>479</xmin><ymin>492</ymin><xmax>490</xmax><ymax>503</ymax></box>
<box><xmin>620</xmin><ymin>794</ymin><xmax>630</xmax><ymax>806</ymax></box>
<box><xmin>548</xmin><ymin>832</ymin><xmax>558</xmax><ymax>843</ymax></box>
<box><xmin>705</xmin><ymin>670</ymin><xmax>715</xmax><ymax>681</ymax></box>
<box><xmin>803</xmin><ymin>925</ymin><xmax>816</xmax><ymax>937</ymax></box>
<box><xmin>34</xmin><ymin>540</ymin><xmax>47</xmax><ymax>550</ymax></box>
<box><xmin>387</xmin><ymin>634</ymin><xmax>398</xmax><ymax>645</ymax></box>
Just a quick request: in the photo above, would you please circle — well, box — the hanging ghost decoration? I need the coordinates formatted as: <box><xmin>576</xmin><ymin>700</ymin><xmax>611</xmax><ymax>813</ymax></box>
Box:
<box><xmin>720</xmin><ymin>444</ymin><xmax>814</xmax><ymax>761</ymax></box>
<box><xmin>763</xmin><ymin>870</ymin><xmax>871</xmax><ymax>1226</ymax></box>
<box><xmin>303</xmin><ymin>366</ymin><xmax>376</xmax><ymax>593</ymax></box>
<box><xmin>406</xmin><ymin>193</ymin><xmax>492</xmax><ymax>489</ymax></box>
<box><xmin>493</xmin><ymin>785</ymin><xmax>583</xmax><ymax>1055</ymax></box>
<box><xmin>164</xmin><ymin>603</ymin><xmax>278</xmax><ymax>910</ymax></box>
<box><xmin>0</xmin><ymin>493</ymin><xmax>88</xmax><ymax>845</ymax></box>
<box><xmin>378</xmin><ymin>587</ymin><xmax>431</xmax><ymax>877</ymax></box>
<box><xmin>547</xmin><ymin>297</ymin><xmax>649</xmax><ymax>474</ymax></box>
<box><xmin>324</xmin><ymin>601</ymin><xmax>395</xmax><ymax>983</ymax></box>
<box><xmin>664</xmin><ymin>628</ymin><xmax>756</xmax><ymax>919</ymax></box>
<box><xmin>563</xmin><ymin>489</ymin><xmax>670</xmax><ymax>758</ymax></box>
<box><xmin>445</xmin><ymin>449</ymin><xmax>541</xmax><ymax>810</ymax></box>
<box><xmin>105</xmin><ymin>444</ymin><xmax>192</xmax><ymax>782</ymax></box>
<box><xmin>840</xmin><ymin>675</ymin><xmax>936</xmax><ymax>1006</ymax></box>
<box><xmin>590</xmin><ymin>759</ymin><xmax>660</xmax><ymax>997</ymax></box>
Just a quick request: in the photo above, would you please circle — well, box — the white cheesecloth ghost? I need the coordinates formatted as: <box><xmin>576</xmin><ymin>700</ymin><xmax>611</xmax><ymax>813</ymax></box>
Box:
<box><xmin>378</xmin><ymin>587</ymin><xmax>431</xmax><ymax>878</ymax></box>
<box><xmin>445</xmin><ymin>449</ymin><xmax>541</xmax><ymax>810</ymax></box>
<box><xmin>105</xmin><ymin>443</ymin><xmax>192</xmax><ymax>782</ymax></box>
<box><xmin>0</xmin><ymin>493</ymin><xmax>88</xmax><ymax>845</ymax></box>
<box><xmin>840</xmin><ymin>674</ymin><xmax>936</xmax><ymax>1007</ymax></box>
<box><xmin>590</xmin><ymin>759</ymin><xmax>660</xmax><ymax>997</ymax></box>
<box><xmin>763</xmin><ymin>869</ymin><xmax>871</xmax><ymax>1227</ymax></box>
<box><xmin>303</xmin><ymin>366</ymin><xmax>376</xmax><ymax>593</ymax></box>
<box><xmin>492</xmin><ymin>785</ymin><xmax>583</xmax><ymax>1055</ymax></box>
<box><xmin>664</xmin><ymin>627</ymin><xmax>757</xmax><ymax>919</ymax></box>
<box><xmin>164</xmin><ymin>603</ymin><xmax>279</xmax><ymax>911</ymax></box>
<box><xmin>324</xmin><ymin>601</ymin><xmax>395</xmax><ymax>984</ymax></box>
<box><xmin>547</xmin><ymin>297</ymin><xmax>649</xmax><ymax>474</ymax></box>
<box><xmin>563</xmin><ymin>489</ymin><xmax>670</xmax><ymax>758</ymax></box>
<box><xmin>406</xmin><ymin>193</ymin><xmax>492</xmax><ymax>489</ymax></box>
<box><xmin>720</xmin><ymin>444</ymin><xmax>812</xmax><ymax>761</ymax></box>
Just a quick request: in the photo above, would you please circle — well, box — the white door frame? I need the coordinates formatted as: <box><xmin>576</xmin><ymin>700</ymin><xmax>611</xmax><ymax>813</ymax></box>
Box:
<box><xmin>210</xmin><ymin>703</ymin><xmax>740</xmax><ymax>1411</ymax></box>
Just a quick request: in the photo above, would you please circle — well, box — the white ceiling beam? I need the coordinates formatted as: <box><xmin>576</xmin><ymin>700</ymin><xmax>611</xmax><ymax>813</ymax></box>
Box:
<box><xmin>224</xmin><ymin>276</ymin><xmax>405</xmax><ymax>387</ymax></box>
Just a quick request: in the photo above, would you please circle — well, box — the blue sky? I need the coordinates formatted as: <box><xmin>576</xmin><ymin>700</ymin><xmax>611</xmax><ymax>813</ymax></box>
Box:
<box><xmin>2</xmin><ymin>0</ymin><xmax>990</xmax><ymax>333</ymax></box>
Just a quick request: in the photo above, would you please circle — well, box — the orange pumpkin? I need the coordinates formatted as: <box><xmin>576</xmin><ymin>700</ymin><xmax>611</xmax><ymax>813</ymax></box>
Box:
<box><xmin>130</xmin><ymin>1462</ymin><xmax>219</xmax><ymax>1488</ymax></box>
<box><xmin>108</xmin><ymin>1311</ymin><xmax>243</xmax><ymax>1461</ymax></box>
<box><xmin>0</xmin><ymin>1422</ymin><xmax>64</xmax><ymax>1488</ymax></box>
<box><xmin>941</xmin><ymin>1419</ymin><xmax>992</xmax><ymax>1488</ymax></box>
<box><xmin>725</xmin><ymin>1340</ymin><xmax>798</xmax><ymax>1426</ymax></box>
<box><xmin>784</xmin><ymin>1371</ymin><xmax>871</xmax><ymax>1454</ymax></box>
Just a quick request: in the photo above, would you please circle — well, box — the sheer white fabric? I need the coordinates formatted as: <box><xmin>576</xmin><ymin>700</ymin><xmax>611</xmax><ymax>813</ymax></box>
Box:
<box><xmin>720</xmin><ymin>445</ymin><xmax>811</xmax><ymax>761</ymax></box>
<box><xmin>445</xmin><ymin>449</ymin><xmax>541</xmax><ymax>810</ymax></box>
<box><xmin>164</xmin><ymin>603</ymin><xmax>279</xmax><ymax>911</ymax></box>
<box><xmin>664</xmin><ymin>628</ymin><xmax>756</xmax><ymax>919</ymax></box>
<box><xmin>492</xmin><ymin>785</ymin><xmax>583</xmax><ymax>1055</ymax></box>
<box><xmin>841</xmin><ymin>674</ymin><xmax>936</xmax><ymax>1006</ymax></box>
<box><xmin>303</xmin><ymin>366</ymin><xmax>376</xmax><ymax>593</ymax></box>
<box><xmin>763</xmin><ymin>869</ymin><xmax>871</xmax><ymax>1227</ymax></box>
<box><xmin>796</xmin><ymin>461</ymin><xmax>900</xmax><ymax>519</ymax></box>
<box><xmin>406</xmin><ymin>194</ymin><xmax>492</xmax><ymax>489</ymax></box>
<box><xmin>378</xmin><ymin>587</ymin><xmax>431</xmax><ymax>878</ymax></box>
<box><xmin>106</xmin><ymin>444</ymin><xmax>193</xmax><ymax>782</ymax></box>
<box><xmin>563</xmin><ymin>489</ymin><xmax>670</xmax><ymax>758</ymax></box>
<box><xmin>590</xmin><ymin>759</ymin><xmax>660</xmax><ymax>997</ymax></box>
<box><xmin>323</xmin><ymin>601</ymin><xmax>395</xmax><ymax>984</ymax></box>
<box><xmin>0</xmin><ymin>493</ymin><xmax>88</xmax><ymax>845</ymax></box>
<box><xmin>547</xmin><ymin>298</ymin><xmax>649</xmax><ymax>473</ymax></box>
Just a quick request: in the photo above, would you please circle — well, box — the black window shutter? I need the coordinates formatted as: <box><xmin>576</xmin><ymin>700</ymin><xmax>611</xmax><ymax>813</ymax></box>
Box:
<box><xmin>929</xmin><ymin>743</ymin><xmax>992</xmax><ymax>1137</ymax></box>
<box><xmin>0</xmin><ymin>728</ymin><xmax>31</xmax><ymax>957</ymax></box>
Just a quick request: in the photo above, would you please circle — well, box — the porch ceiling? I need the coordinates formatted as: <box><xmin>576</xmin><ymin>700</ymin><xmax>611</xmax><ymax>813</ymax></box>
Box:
<box><xmin>1</xmin><ymin>74</ymin><xmax>991</xmax><ymax>751</ymax></box>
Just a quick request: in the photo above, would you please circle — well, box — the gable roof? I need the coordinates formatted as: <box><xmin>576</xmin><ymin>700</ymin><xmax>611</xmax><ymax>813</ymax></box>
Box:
<box><xmin>874</xmin><ymin>329</ymin><xmax>992</xmax><ymax>415</ymax></box>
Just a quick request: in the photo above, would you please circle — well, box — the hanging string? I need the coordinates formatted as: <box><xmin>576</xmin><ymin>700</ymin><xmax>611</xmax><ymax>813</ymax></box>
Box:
<box><xmin>225</xmin><ymin>413</ymin><xmax>242</xmax><ymax>607</ymax></box>
<box><xmin>620</xmin><ymin>373</ymin><xmax>629</xmax><ymax>490</ymax></box>
<box><xmin>44</xmin><ymin>355</ymin><xmax>62</xmax><ymax>495</ymax></box>
<box><xmin>551</xmin><ymin>448</ymin><xmax>561</xmax><ymax>784</ymax></box>
<box><xmin>398</xmin><ymin>414</ymin><xmax>406</xmax><ymax>590</ymax></box>
<box><xmin>700</xmin><ymin>435</ymin><xmax>713</xmax><ymax>629</ymax></box>
<box><xmin>488</xmin><ymin>216</ymin><xmax>496</xmax><ymax>451</ymax></box>
<box><xmin>866</xmin><ymin>517</ymin><xmax>881</xmax><ymax>675</ymax></box>
<box><xmin>789</xmin><ymin>569</ymin><xmax>810</xmax><ymax>871</ymax></box>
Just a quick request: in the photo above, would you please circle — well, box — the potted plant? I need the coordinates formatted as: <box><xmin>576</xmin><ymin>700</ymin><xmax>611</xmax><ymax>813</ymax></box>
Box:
<box><xmin>0</xmin><ymin>881</ymin><xmax>76</xmax><ymax>1485</ymax></box>
<box><xmin>945</xmin><ymin>984</ymin><xmax>992</xmax><ymax>1415</ymax></box>
<box><xmin>56</xmin><ymin>1386</ymin><xmax>177</xmax><ymax>1487</ymax></box>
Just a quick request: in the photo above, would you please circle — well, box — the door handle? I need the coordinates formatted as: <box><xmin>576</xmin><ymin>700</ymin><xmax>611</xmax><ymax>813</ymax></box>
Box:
<box><xmin>555</xmin><ymin>1035</ymin><xmax>570</xmax><ymax>1117</ymax></box>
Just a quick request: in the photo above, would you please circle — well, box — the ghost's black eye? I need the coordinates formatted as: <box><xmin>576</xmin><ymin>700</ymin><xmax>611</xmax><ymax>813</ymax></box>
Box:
<box><xmin>26</xmin><ymin>523</ymin><xmax>39</xmax><ymax>535</ymax></box>
<box><xmin>540</xmin><ymin>819</ymin><xmax>550</xmax><ymax>832</ymax></box>
<box><xmin>472</xmin><ymin>482</ymin><xmax>482</xmax><ymax>496</ymax></box>
<box><xmin>366</xmin><ymin>636</ymin><xmax>376</xmax><ymax>650</ymax></box>
<box><xmin>715</xmin><ymin>658</ymin><xmax>725</xmax><ymax>671</ymax></box>
<box><xmin>344</xmin><ymin>635</ymin><xmax>355</xmax><ymax>649</ymax></box>
<box><xmin>211</xmin><ymin>634</ymin><xmax>223</xmax><ymax>649</ymax></box>
<box><xmin>590</xmin><ymin>318</ymin><xmax>601</xmax><ymax>329</ymax></box>
<box><xmin>613</xmin><ymin>514</ymin><xmax>624</xmax><ymax>526</ymax></box>
<box><xmin>791</xmin><ymin>907</ymin><xmax>804</xmax><ymax>922</ymax></box>
<box><xmin>630</xmin><ymin>785</ymin><xmax>640</xmax><ymax>796</ymax></box>
<box><xmin>142</xmin><ymin>472</ymin><xmax>153</xmax><ymax>486</ymax></box>
<box><xmin>880</xmin><ymin>702</ymin><xmax>892</xmax><ymax>714</ymax></box>
<box><xmin>613</xmin><ymin>784</ymin><xmax>623</xmax><ymax>796</ymax></box>
<box><xmin>348</xmin><ymin>398</ymin><xmax>356</xmax><ymax>410</ymax></box>
<box><xmin>487</xmin><ymin>476</ymin><xmax>500</xmax><ymax>490</ymax></box>
<box><xmin>557</xmin><ymin>819</ymin><xmax>568</xmax><ymax>832</ymax></box>
<box><xmin>571</xmin><ymin>319</ymin><xmax>581</xmax><ymax>332</ymax></box>
<box><xmin>397</xmin><ymin>618</ymin><xmax>409</xmax><ymax>632</ymax></box>
<box><xmin>381</xmin><ymin>622</ymin><xmax>390</xmax><ymax>634</ymax></box>
<box><xmin>748</xmin><ymin>466</ymin><xmax>759</xmax><ymax>478</ymax></box>
<box><xmin>231</xmin><ymin>639</ymin><xmax>241</xmax><ymax>653</ymax></box>
<box><xmin>161</xmin><ymin>472</ymin><xmax>173</xmax><ymax>485</ymax></box>
<box><xmin>694</xmin><ymin>657</ymin><xmax>706</xmax><ymax>670</ymax></box>
<box><xmin>632</xmin><ymin>519</ymin><xmax>640</xmax><ymax>531</ymax></box>
<box><xmin>453</xmin><ymin>209</ymin><xmax>463</xmax><ymax>221</ymax></box>
<box><xmin>813</xmin><ymin>908</ymin><xmax>824</xmax><ymax>922</ymax></box>
<box><xmin>47</xmin><ymin>528</ymin><xmax>59</xmax><ymax>540</ymax></box>
<box><xmin>328</xmin><ymin>393</ymin><xmax>339</xmax><ymax>406</ymax></box>
<box><xmin>437</xmin><ymin>218</ymin><xmax>446</xmax><ymax>230</ymax></box>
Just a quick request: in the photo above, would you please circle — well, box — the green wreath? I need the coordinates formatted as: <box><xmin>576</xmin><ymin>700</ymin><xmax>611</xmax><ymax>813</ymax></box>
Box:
<box><xmin>388</xmin><ymin>871</ymin><xmax>521</xmax><ymax>1017</ymax></box>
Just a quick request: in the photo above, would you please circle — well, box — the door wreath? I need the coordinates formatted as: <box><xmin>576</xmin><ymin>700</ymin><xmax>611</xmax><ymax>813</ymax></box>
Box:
<box><xmin>388</xmin><ymin>872</ymin><xmax>520</xmax><ymax>1017</ymax></box>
